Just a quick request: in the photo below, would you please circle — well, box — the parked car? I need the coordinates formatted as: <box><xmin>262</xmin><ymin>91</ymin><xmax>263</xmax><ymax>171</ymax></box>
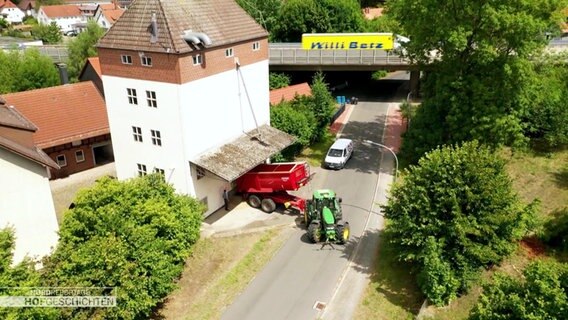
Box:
<box><xmin>324</xmin><ymin>138</ymin><xmax>353</xmax><ymax>169</ymax></box>
<box><xmin>64</xmin><ymin>30</ymin><xmax>78</xmax><ymax>37</ymax></box>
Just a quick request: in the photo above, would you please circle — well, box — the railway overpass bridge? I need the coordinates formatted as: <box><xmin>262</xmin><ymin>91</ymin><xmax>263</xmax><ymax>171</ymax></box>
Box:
<box><xmin>27</xmin><ymin>39</ymin><xmax>567</xmax><ymax>97</ymax></box>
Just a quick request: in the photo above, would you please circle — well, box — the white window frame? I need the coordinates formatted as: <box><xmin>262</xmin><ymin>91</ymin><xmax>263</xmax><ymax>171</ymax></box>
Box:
<box><xmin>132</xmin><ymin>126</ymin><xmax>143</xmax><ymax>142</ymax></box>
<box><xmin>75</xmin><ymin>150</ymin><xmax>85</xmax><ymax>163</ymax></box>
<box><xmin>151</xmin><ymin>129</ymin><xmax>162</xmax><ymax>146</ymax></box>
<box><xmin>225</xmin><ymin>48</ymin><xmax>234</xmax><ymax>57</ymax></box>
<box><xmin>192</xmin><ymin>54</ymin><xmax>202</xmax><ymax>65</ymax></box>
<box><xmin>252</xmin><ymin>41</ymin><xmax>260</xmax><ymax>51</ymax></box>
<box><xmin>137</xmin><ymin>163</ymin><xmax>147</xmax><ymax>176</ymax></box>
<box><xmin>121</xmin><ymin>55</ymin><xmax>132</xmax><ymax>64</ymax></box>
<box><xmin>56</xmin><ymin>154</ymin><xmax>67</xmax><ymax>167</ymax></box>
<box><xmin>154</xmin><ymin>168</ymin><xmax>165</xmax><ymax>175</ymax></box>
<box><xmin>146</xmin><ymin>90</ymin><xmax>157</xmax><ymax>108</ymax></box>
<box><xmin>127</xmin><ymin>88</ymin><xmax>138</xmax><ymax>105</ymax></box>
<box><xmin>140</xmin><ymin>55</ymin><xmax>152</xmax><ymax>67</ymax></box>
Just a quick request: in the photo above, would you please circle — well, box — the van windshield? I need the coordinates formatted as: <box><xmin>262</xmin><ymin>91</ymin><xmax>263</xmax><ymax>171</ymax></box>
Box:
<box><xmin>327</xmin><ymin>149</ymin><xmax>343</xmax><ymax>157</ymax></box>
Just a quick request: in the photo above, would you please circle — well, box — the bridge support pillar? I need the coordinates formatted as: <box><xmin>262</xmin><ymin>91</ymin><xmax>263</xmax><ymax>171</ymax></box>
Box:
<box><xmin>409</xmin><ymin>71</ymin><xmax>420</xmax><ymax>101</ymax></box>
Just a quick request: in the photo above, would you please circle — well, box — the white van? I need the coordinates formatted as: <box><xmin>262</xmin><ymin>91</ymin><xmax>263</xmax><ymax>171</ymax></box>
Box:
<box><xmin>324</xmin><ymin>138</ymin><xmax>353</xmax><ymax>169</ymax></box>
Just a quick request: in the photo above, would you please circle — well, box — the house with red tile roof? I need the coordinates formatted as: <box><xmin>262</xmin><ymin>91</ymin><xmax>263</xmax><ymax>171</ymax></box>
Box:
<box><xmin>0</xmin><ymin>0</ymin><xmax>25</xmax><ymax>24</ymax></box>
<box><xmin>79</xmin><ymin>57</ymin><xmax>104</xmax><ymax>96</ymax></box>
<box><xmin>1</xmin><ymin>81</ymin><xmax>113</xmax><ymax>179</ymax></box>
<box><xmin>269</xmin><ymin>82</ymin><xmax>312</xmax><ymax>105</ymax></box>
<box><xmin>93</xmin><ymin>3</ymin><xmax>124</xmax><ymax>30</ymax></box>
<box><xmin>37</xmin><ymin>4</ymin><xmax>83</xmax><ymax>33</ymax></box>
<box><xmin>17</xmin><ymin>0</ymin><xmax>35</xmax><ymax>16</ymax></box>
<box><xmin>0</xmin><ymin>98</ymin><xmax>59</xmax><ymax>264</ymax></box>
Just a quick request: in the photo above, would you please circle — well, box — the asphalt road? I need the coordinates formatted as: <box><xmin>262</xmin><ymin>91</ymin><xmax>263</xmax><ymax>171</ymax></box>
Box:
<box><xmin>221</xmin><ymin>79</ymin><xmax>405</xmax><ymax>320</ymax></box>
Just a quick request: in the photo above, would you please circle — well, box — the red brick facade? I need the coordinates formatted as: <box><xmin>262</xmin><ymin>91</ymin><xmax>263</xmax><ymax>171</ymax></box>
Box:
<box><xmin>44</xmin><ymin>134</ymin><xmax>111</xmax><ymax>179</ymax></box>
<box><xmin>98</xmin><ymin>38</ymin><xmax>268</xmax><ymax>84</ymax></box>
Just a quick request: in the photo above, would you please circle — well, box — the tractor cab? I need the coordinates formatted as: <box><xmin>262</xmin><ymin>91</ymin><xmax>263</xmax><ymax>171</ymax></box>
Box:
<box><xmin>305</xmin><ymin>189</ymin><xmax>349</xmax><ymax>245</ymax></box>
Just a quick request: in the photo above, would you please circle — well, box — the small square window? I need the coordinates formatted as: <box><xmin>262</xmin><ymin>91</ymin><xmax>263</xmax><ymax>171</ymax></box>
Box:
<box><xmin>196</xmin><ymin>166</ymin><xmax>205</xmax><ymax>180</ymax></box>
<box><xmin>56</xmin><ymin>154</ymin><xmax>67</xmax><ymax>167</ymax></box>
<box><xmin>141</xmin><ymin>55</ymin><xmax>152</xmax><ymax>67</ymax></box>
<box><xmin>146</xmin><ymin>90</ymin><xmax>157</xmax><ymax>108</ymax></box>
<box><xmin>137</xmin><ymin>163</ymin><xmax>147</xmax><ymax>176</ymax></box>
<box><xmin>154</xmin><ymin>167</ymin><xmax>165</xmax><ymax>175</ymax></box>
<box><xmin>252</xmin><ymin>41</ymin><xmax>260</xmax><ymax>51</ymax></box>
<box><xmin>192</xmin><ymin>54</ymin><xmax>202</xmax><ymax>65</ymax></box>
<box><xmin>121</xmin><ymin>55</ymin><xmax>132</xmax><ymax>64</ymax></box>
<box><xmin>75</xmin><ymin>150</ymin><xmax>85</xmax><ymax>162</ymax></box>
<box><xmin>127</xmin><ymin>88</ymin><xmax>138</xmax><ymax>105</ymax></box>
<box><xmin>151</xmin><ymin>129</ymin><xmax>162</xmax><ymax>146</ymax></box>
<box><xmin>225</xmin><ymin>48</ymin><xmax>234</xmax><ymax>57</ymax></box>
<box><xmin>132</xmin><ymin>126</ymin><xmax>143</xmax><ymax>142</ymax></box>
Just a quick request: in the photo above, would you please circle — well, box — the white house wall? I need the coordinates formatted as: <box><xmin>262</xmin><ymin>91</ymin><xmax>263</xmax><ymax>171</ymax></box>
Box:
<box><xmin>37</xmin><ymin>10</ymin><xmax>84</xmax><ymax>32</ymax></box>
<box><xmin>102</xmin><ymin>59</ymin><xmax>269</xmax><ymax>217</ymax></box>
<box><xmin>1</xmin><ymin>7</ymin><xmax>25</xmax><ymax>24</ymax></box>
<box><xmin>101</xmin><ymin>76</ymin><xmax>191</xmax><ymax>195</ymax></box>
<box><xmin>179</xmin><ymin>60</ymin><xmax>270</xmax><ymax>158</ymax></box>
<box><xmin>0</xmin><ymin>148</ymin><xmax>59</xmax><ymax>264</ymax></box>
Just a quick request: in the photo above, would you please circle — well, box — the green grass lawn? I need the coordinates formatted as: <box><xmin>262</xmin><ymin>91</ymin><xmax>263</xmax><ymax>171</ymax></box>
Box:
<box><xmin>354</xmin><ymin>232</ymin><xmax>423</xmax><ymax>320</ymax></box>
<box><xmin>356</xmin><ymin>148</ymin><xmax>568</xmax><ymax>319</ymax></box>
<box><xmin>297</xmin><ymin>131</ymin><xmax>336</xmax><ymax>167</ymax></box>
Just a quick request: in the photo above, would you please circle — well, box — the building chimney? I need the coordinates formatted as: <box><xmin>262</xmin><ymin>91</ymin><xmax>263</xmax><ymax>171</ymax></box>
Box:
<box><xmin>150</xmin><ymin>12</ymin><xmax>158</xmax><ymax>44</ymax></box>
<box><xmin>55</xmin><ymin>63</ymin><xmax>69</xmax><ymax>85</ymax></box>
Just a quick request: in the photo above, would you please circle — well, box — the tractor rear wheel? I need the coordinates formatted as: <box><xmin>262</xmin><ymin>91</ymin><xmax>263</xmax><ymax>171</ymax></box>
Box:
<box><xmin>260</xmin><ymin>198</ymin><xmax>276</xmax><ymax>213</ymax></box>
<box><xmin>308</xmin><ymin>222</ymin><xmax>321</xmax><ymax>243</ymax></box>
<box><xmin>247</xmin><ymin>195</ymin><xmax>261</xmax><ymax>208</ymax></box>
<box><xmin>336</xmin><ymin>222</ymin><xmax>350</xmax><ymax>244</ymax></box>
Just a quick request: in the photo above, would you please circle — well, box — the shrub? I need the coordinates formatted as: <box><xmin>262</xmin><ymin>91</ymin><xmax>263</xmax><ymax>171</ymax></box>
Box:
<box><xmin>42</xmin><ymin>174</ymin><xmax>205</xmax><ymax>319</ymax></box>
<box><xmin>383</xmin><ymin>141</ymin><xmax>537</xmax><ymax>305</ymax></box>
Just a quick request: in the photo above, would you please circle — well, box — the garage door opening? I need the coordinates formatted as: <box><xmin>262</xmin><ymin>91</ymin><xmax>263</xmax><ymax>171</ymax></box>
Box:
<box><xmin>93</xmin><ymin>143</ymin><xmax>114</xmax><ymax>165</ymax></box>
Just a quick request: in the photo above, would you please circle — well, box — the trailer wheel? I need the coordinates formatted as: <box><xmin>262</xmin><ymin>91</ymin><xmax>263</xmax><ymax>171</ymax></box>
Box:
<box><xmin>260</xmin><ymin>198</ymin><xmax>276</xmax><ymax>213</ymax></box>
<box><xmin>247</xmin><ymin>195</ymin><xmax>261</xmax><ymax>208</ymax></box>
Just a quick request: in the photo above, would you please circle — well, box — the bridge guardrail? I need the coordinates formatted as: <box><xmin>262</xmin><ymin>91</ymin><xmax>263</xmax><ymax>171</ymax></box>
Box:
<box><xmin>269</xmin><ymin>47</ymin><xmax>410</xmax><ymax>65</ymax></box>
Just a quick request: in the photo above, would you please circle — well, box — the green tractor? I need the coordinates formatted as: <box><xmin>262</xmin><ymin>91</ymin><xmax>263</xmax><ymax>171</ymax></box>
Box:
<box><xmin>305</xmin><ymin>189</ymin><xmax>350</xmax><ymax>245</ymax></box>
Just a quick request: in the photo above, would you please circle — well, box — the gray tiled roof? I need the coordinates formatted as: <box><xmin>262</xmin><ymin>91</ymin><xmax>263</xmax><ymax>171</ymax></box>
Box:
<box><xmin>0</xmin><ymin>99</ymin><xmax>37</xmax><ymax>132</ymax></box>
<box><xmin>97</xmin><ymin>0</ymin><xmax>268</xmax><ymax>54</ymax></box>
<box><xmin>191</xmin><ymin>125</ymin><xmax>295</xmax><ymax>182</ymax></box>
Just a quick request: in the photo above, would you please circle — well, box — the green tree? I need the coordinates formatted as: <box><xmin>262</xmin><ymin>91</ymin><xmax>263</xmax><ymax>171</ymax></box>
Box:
<box><xmin>34</xmin><ymin>0</ymin><xmax>64</xmax><ymax>8</ymax></box>
<box><xmin>273</xmin><ymin>0</ymin><xmax>331</xmax><ymax>42</ymax></box>
<box><xmin>320</xmin><ymin>0</ymin><xmax>364</xmax><ymax>33</ymax></box>
<box><xmin>363</xmin><ymin>14</ymin><xmax>400</xmax><ymax>33</ymax></box>
<box><xmin>522</xmin><ymin>52</ymin><xmax>568</xmax><ymax>148</ymax></box>
<box><xmin>42</xmin><ymin>174</ymin><xmax>204</xmax><ymax>319</ymax></box>
<box><xmin>383</xmin><ymin>141</ymin><xmax>537</xmax><ymax>305</ymax></box>
<box><xmin>269</xmin><ymin>72</ymin><xmax>291</xmax><ymax>89</ymax></box>
<box><xmin>31</xmin><ymin>22</ymin><xmax>62</xmax><ymax>44</ymax></box>
<box><xmin>388</xmin><ymin>0</ymin><xmax>567</xmax><ymax>164</ymax></box>
<box><xmin>15</xmin><ymin>49</ymin><xmax>60</xmax><ymax>91</ymax></box>
<box><xmin>236</xmin><ymin>0</ymin><xmax>282</xmax><ymax>39</ymax></box>
<box><xmin>67</xmin><ymin>20</ymin><xmax>105</xmax><ymax>81</ymax></box>
<box><xmin>309</xmin><ymin>72</ymin><xmax>336</xmax><ymax>142</ymax></box>
<box><xmin>0</xmin><ymin>228</ymin><xmax>60</xmax><ymax>319</ymax></box>
<box><xmin>469</xmin><ymin>260</ymin><xmax>568</xmax><ymax>320</ymax></box>
<box><xmin>0</xmin><ymin>49</ymin><xmax>59</xmax><ymax>94</ymax></box>
<box><xmin>0</xmin><ymin>18</ymin><xmax>8</xmax><ymax>30</ymax></box>
<box><xmin>272</xmin><ymin>0</ymin><xmax>365</xmax><ymax>41</ymax></box>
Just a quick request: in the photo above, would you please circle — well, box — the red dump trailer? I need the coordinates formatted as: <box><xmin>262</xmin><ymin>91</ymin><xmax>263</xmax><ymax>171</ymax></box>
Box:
<box><xmin>236</xmin><ymin>162</ymin><xmax>310</xmax><ymax>214</ymax></box>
